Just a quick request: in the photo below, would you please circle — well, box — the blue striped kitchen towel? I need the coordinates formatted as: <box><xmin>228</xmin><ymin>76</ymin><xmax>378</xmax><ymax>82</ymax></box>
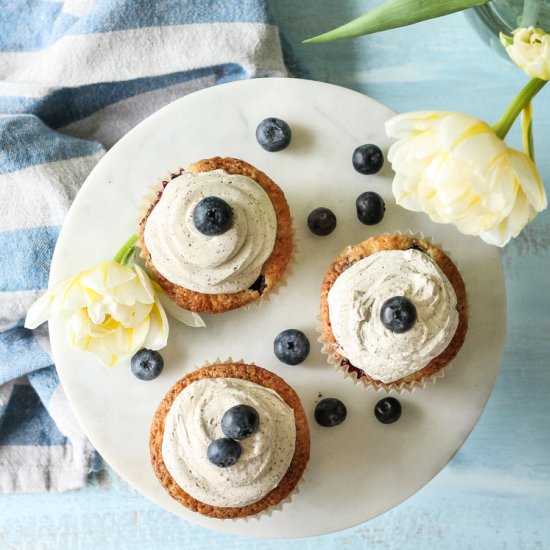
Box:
<box><xmin>0</xmin><ymin>0</ymin><xmax>287</xmax><ymax>493</ymax></box>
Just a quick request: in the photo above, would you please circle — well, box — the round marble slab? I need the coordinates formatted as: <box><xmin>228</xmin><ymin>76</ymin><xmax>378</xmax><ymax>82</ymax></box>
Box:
<box><xmin>49</xmin><ymin>78</ymin><xmax>506</xmax><ymax>538</ymax></box>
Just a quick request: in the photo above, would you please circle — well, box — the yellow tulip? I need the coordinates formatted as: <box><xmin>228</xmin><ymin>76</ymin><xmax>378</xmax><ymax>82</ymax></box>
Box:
<box><xmin>386</xmin><ymin>111</ymin><xmax>547</xmax><ymax>246</ymax></box>
<box><xmin>25</xmin><ymin>261</ymin><xmax>169</xmax><ymax>367</ymax></box>
<box><xmin>501</xmin><ymin>27</ymin><xmax>550</xmax><ymax>81</ymax></box>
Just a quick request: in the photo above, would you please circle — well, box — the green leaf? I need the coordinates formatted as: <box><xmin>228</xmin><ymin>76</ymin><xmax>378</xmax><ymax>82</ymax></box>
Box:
<box><xmin>113</xmin><ymin>234</ymin><xmax>138</xmax><ymax>265</ymax></box>
<box><xmin>304</xmin><ymin>0</ymin><xmax>491</xmax><ymax>43</ymax></box>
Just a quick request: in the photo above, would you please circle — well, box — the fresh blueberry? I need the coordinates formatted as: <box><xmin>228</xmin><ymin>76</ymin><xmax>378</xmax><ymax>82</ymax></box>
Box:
<box><xmin>207</xmin><ymin>437</ymin><xmax>242</xmax><ymax>468</ymax></box>
<box><xmin>380</xmin><ymin>296</ymin><xmax>417</xmax><ymax>333</ymax></box>
<box><xmin>274</xmin><ymin>329</ymin><xmax>310</xmax><ymax>365</ymax></box>
<box><xmin>192</xmin><ymin>196</ymin><xmax>233</xmax><ymax>236</ymax></box>
<box><xmin>130</xmin><ymin>349</ymin><xmax>164</xmax><ymax>381</ymax></box>
<box><xmin>356</xmin><ymin>191</ymin><xmax>385</xmax><ymax>225</ymax></box>
<box><xmin>314</xmin><ymin>398</ymin><xmax>347</xmax><ymax>427</ymax></box>
<box><xmin>352</xmin><ymin>144</ymin><xmax>384</xmax><ymax>175</ymax></box>
<box><xmin>374</xmin><ymin>397</ymin><xmax>402</xmax><ymax>424</ymax></box>
<box><xmin>221</xmin><ymin>405</ymin><xmax>260</xmax><ymax>440</ymax></box>
<box><xmin>256</xmin><ymin>117</ymin><xmax>292</xmax><ymax>152</ymax></box>
<box><xmin>307</xmin><ymin>207</ymin><xmax>337</xmax><ymax>236</ymax></box>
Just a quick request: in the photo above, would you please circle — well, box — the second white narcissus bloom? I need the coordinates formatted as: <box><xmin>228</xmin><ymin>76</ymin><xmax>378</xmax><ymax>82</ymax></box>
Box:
<box><xmin>386</xmin><ymin>111</ymin><xmax>547</xmax><ymax>246</ymax></box>
<box><xmin>25</xmin><ymin>261</ymin><xmax>169</xmax><ymax>367</ymax></box>
<box><xmin>501</xmin><ymin>27</ymin><xmax>550</xmax><ymax>81</ymax></box>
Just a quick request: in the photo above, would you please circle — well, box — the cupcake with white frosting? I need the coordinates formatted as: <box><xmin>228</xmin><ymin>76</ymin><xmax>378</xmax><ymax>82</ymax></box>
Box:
<box><xmin>319</xmin><ymin>234</ymin><xmax>468</xmax><ymax>391</ymax></box>
<box><xmin>149</xmin><ymin>361</ymin><xmax>310</xmax><ymax>519</ymax></box>
<box><xmin>139</xmin><ymin>157</ymin><xmax>292</xmax><ymax>313</ymax></box>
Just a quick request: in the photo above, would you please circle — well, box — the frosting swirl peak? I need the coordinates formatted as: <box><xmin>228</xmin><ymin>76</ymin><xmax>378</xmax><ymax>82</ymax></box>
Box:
<box><xmin>162</xmin><ymin>377</ymin><xmax>296</xmax><ymax>508</ymax></box>
<box><xmin>327</xmin><ymin>249</ymin><xmax>459</xmax><ymax>383</ymax></box>
<box><xmin>144</xmin><ymin>170</ymin><xmax>277</xmax><ymax>294</ymax></box>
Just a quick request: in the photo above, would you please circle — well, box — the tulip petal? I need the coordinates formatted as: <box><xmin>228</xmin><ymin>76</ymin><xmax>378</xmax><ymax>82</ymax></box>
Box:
<box><xmin>386</xmin><ymin>109</ymin><xmax>546</xmax><ymax>247</ymax></box>
<box><xmin>143</xmin><ymin>299</ymin><xmax>169</xmax><ymax>350</ymax></box>
<box><xmin>159</xmin><ymin>292</ymin><xmax>206</xmax><ymax>327</ymax></box>
<box><xmin>508</xmin><ymin>149</ymin><xmax>547</xmax><ymax>211</ymax></box>
<box><xmin>24</xmin><ymin>291</ymin><xmax>55</xmax><ymax>329</ymax></box>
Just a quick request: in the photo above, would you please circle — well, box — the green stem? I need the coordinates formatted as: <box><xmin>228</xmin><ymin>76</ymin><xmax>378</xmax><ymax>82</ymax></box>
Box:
<box><xmin>527</xmin><ymin>114</ymin><xmax>535</xmax><ymax>162</ymax></box>
<box><xmin>492</xmin><ymin>78</ymin><xmax>547</xmax><ymax>139</ymax></box>
<box><xmin>519</xmin><ymin>0</ymin><xmax>540</xmax><ymax>27</ymax></box>
<box><xmin>113</xmin><ymin>234</ymin><xmax>138</xmax><ymax>266</ymax></box>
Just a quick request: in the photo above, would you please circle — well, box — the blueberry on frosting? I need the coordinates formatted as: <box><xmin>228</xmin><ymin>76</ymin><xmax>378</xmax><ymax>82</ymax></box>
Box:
<box><xmin>380</xmin><ymin>296</ymin><xmax>417</xmax><ymax>333</ymax></box>
<box><xmin>192</xmin><ymin>196</ymin><xmax>233</xmax><ymax>236</ymax></box>
<box><xmin>207</xmin><ymin>437</ymin><xmax>242</xmax><ymax>468</ymax></box>
<box><xmin>221</xmin><ymin>404</ymin><xmax>260</xmax><ymax>440</ymax></box>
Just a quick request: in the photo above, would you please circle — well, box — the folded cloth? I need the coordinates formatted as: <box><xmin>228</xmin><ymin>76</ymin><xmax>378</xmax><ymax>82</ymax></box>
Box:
<box><xmin>0</xmin><ymin>0</ymin><xmax>286</xmax><ymax>493</ymax></box>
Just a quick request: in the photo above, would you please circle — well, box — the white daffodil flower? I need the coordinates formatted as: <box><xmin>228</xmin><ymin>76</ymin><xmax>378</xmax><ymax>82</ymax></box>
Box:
<box><xmin>386</xmin><ymin>111</ymin><xmax>547</xmax><ymax>247</ymax></box>
<box><xmin>501</xmin><ymin>27</ymin><xmax>550</xmax><ymax>81</ymax></box>
<box><xmin>25</xmin><ymin>261</ymin><xmax>169</xmax><ymax>367</ymax></box>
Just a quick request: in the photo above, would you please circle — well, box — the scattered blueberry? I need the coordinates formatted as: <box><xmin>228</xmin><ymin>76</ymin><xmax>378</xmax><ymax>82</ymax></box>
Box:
<box><xmin>274</xmin><ymin>329</ymin><xmax>310</xmax><ymax>365</ymax></box>
<box><xmin>380</xmin><ymin>296</ymin><xmax>417</xmax><ymax>334</ymax></box>
<box><xmin>374</xmin><ymin>397</ymin><xmax>402</xmax><ymax>424</ymax></box>
<box><xmin>256</xmin><ymin>117</ymin><xmax>292</xmax><ymax>152</ymax></box>
<box><xmin>130</xmin><ymin>349</ymin><xmax>164</xmax><ymax>381</ymax></box>
<box><xmin>221</xmin><ymin>405</ymin><xmax>260</xmax><ymax>440</ymax></box>
<box><xmin>356</xmin><ymin>191</ymin><xmax>385</xmax><ymax>225</ymax></box>
<box><xmin>207</xmin><ymin>437</ymin><xmax>242</xmax><ymax>468</ymax></box>
<box><xmin>352</xmin><ymin>144</ymin><xmax>384</xmax><ymax>175</ymax></box>
<box><xmin>307</xmin><ymin>207</ymin><xmax>337</xmax><ymax>236</ymax></box>
<box><xmin>192</xmin><ymin>196</ymin><xmax>233</xmax><ymax>236</ymax></box>
<box><xmin>314</xmin><ymin>398</ymin><xmax>347</xmax><ymax>427</ymax></box>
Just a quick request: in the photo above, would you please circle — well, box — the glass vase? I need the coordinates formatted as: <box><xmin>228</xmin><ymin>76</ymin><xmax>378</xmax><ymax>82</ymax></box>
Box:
<box><xmin>465</xmin><ymin>0</ymin><xmax>550</xmax><ymax>57</ymax></box>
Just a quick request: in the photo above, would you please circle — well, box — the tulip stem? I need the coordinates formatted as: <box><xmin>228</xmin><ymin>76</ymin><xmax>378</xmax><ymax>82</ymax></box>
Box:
<box><xmin>493</xmin><ymin>78</ymin><xmax>547</xmax><ymax>139</ymax></box>
<box><xmin>113</xmin><ymin>234</ymin><xmax>138</xmax><ymax>266</ymax></box>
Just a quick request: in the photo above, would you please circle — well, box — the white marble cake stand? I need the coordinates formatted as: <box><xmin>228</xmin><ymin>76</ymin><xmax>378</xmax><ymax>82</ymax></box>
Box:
<box><xmin>49</xmin><ymin>78</ymin><xmax>506</xmax><ymax>538</ymax></box>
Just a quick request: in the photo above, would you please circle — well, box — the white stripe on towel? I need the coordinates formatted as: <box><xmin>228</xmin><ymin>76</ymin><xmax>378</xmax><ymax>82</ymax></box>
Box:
<box><xmin>1</xmin><ymin>23</ymin><xmax>286</xmax><ymax>87</ymax></box>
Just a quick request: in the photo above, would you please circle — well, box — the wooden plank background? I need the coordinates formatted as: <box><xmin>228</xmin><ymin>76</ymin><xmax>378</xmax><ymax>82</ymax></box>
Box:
<box><xmin>1</xmin><ymin>1</ymin><xmax>549</xmax><ymax>548</ymax></box>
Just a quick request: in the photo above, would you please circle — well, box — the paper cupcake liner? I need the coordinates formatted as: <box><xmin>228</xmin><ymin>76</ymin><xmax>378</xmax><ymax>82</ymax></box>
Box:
<box><xmin>318</xmin><ymin>230</ymin><xmax>465</xmax><ymax>394</ymax></box>
<box><xmin>239</xmin><ymin>466</ymin><xmax>306</xmax><ymax>522</ymax></box>
<box><xmin>136</xmin><ymin>168</ymin><xmax>296</xmax><ymax>313</ymax></box>
<box><xmin>190</xmin><ymin>357</ymin><xmax>308</xmax><ymax>521</ymax></box>
<box><xmin>136</xmin><ymin>167</ymin><xmax>184</xmax><ymax>226</ymax></box>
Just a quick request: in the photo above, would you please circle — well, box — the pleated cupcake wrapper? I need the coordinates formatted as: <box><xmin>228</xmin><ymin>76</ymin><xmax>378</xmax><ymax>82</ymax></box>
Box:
<box><xmin>136</xmin><ymin>167</ymin><xmax>184</xmax><ymax>226</ymax></box>
<box><xmin>318</xmin><ymin>230</ymin><xmax>462</xmax><ymax>394</ymax></box>
<box><xmin>136</xmin><ymin>168</ymin><xmax>297</xmax><ymax>312</ymax></box>
<box><xmin>195</xmin><ymin>358</ymin><xmax>306</xmax><ymax>521</ymax></box>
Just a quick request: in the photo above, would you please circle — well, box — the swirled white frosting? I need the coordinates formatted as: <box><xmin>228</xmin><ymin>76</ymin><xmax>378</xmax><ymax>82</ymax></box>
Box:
<box><xmin>143</xmin><ymin>170</ymin><xmax>277</xmax><ymax>294</ymax></box>
<box><xmin>327</xmin><ymin>249</ymin><xmax>459</xmax><ymax>383</ymax></box>
<box><xmin>162</xmin><ymin>377</ymin><xmax>296</xmax><ymax>508</ymax></box>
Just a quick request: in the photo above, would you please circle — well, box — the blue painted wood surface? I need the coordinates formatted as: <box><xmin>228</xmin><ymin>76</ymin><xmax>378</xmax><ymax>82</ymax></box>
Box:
<box><xmin>2</xmin><ymin>1</ymin><xmax>549</xmax><ymax>548</ymax></box>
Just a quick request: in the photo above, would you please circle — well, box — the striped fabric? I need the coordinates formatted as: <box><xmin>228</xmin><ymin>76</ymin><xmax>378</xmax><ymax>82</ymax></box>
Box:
<box><xmin>0</xmin><ymin>0</ymin><xmax>286</xmax><ymax>493</ymax></box>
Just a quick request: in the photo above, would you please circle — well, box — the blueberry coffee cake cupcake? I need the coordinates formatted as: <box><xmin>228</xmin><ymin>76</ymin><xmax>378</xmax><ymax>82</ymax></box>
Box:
<box><xmin>138</xmin><ymin>157</ymin><xmax>292</xmax><ymax>313</ymax></box>
<box><xmin>319</xmin><ymin>234</ymin><xmax>468</xmax><ymax>390</ymax></box>
<box><xmin>149</xmin><ymin>362</ymin><xmax>310</xmax><ymax>519</ymax></box>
